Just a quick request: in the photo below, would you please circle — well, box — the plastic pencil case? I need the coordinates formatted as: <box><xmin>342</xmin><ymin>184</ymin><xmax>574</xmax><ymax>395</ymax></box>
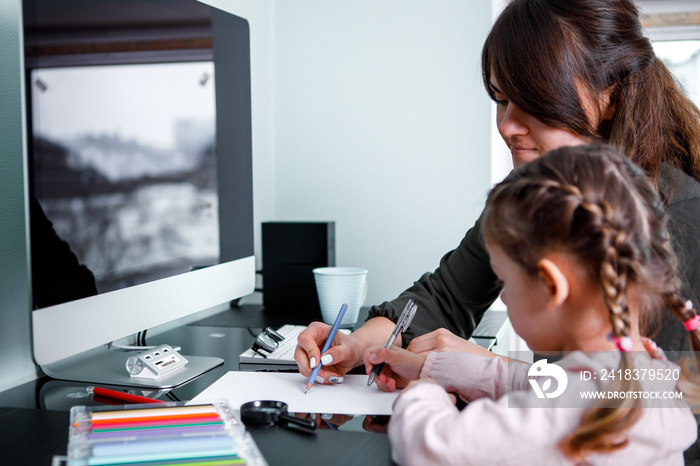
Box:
<box><xmin>66</xmin><ymin>400</ymin><xmax>267</xmax><ymax>466</ymax></box>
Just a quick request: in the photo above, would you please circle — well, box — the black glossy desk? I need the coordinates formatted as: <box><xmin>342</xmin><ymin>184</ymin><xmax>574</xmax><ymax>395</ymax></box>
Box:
<box><xmin>0</xmin><ymin>305</ymin><xmax>395</xmax><ymax>465</ymax></box>
<box><xmin>0</xmin><ymin>305</ymin><xmax>509</xmax><ymax>465</ymax></box>
<box><xmin>0</xmin><ymin>406</ymin><xmax>394</xmax><ymax>465</ymax></box>
<box><xmin>1</xmin><ymin>407</ymin><xmax>70</xmax><ymax>465</ymax></box>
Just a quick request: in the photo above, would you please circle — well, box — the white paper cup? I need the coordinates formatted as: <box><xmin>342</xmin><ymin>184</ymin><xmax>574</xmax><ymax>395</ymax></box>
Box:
<box><xmin>313</xmin><ymin>267</ymin><xmax>368</xmax><ymax>328</ymax></box>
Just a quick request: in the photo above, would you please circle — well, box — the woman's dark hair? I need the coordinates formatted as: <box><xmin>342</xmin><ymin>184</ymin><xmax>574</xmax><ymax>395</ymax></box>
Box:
<box><xmin>482</xmin><ymin>0</ymin><xmax>700</xmax><ymax>191</ymax></box>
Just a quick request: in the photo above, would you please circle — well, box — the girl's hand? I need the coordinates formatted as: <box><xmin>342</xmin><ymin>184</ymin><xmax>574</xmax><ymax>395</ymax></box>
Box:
<box><xmin>396</xmin><ymin>378</ymin><xmax>458</xmax><ymax>406</ymax></box>
<box><xmin>406</xmin><ymin>328</ymin><xmax>497</xmax><ymax>358</ymax></box>
<box><xmin>404</xmin><ymin>378</ymin><xmax>438</xmax><ymax>391</ymax></box>
<box><xmin>363</xmin><ymin>346</ymin><xmax>426</xmax><ymax>392</ymax></box>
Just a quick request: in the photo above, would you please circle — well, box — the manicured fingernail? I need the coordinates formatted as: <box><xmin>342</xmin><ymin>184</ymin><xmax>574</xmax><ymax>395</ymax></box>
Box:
<box><xmin>369</xmin><ymin>353</ymin><xmax>378</xmax><ymax>363</ymax></box>
<box><xmin>310</xmin><ymin>357</ymin><xmax>317</xmax><ymax>369</ymax></box>
<box><xmin>321</xmin><ymin>413</ymin><xmax>333</xmax><ymax>420</ymax></box>
<box><xmin>321</xmin><ymin>354</ymin><xmax>333</xmax><ymax>366</ymax></box>
<box><xmin>315</xmin><ymin>375</ymin><xmax>324</xmax><ymax>384</ymax></box>
<box><xmin>328</xmin><ymin>376</ymin><xmax>344</xmax><ymax>384</ymax></box>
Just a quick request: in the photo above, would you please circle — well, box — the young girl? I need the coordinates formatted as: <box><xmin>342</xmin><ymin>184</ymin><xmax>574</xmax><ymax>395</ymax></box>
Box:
<box><xmin>365</xmin><ymin>145</ymin><xmax>699</xmax><ymax>465</ymax></box>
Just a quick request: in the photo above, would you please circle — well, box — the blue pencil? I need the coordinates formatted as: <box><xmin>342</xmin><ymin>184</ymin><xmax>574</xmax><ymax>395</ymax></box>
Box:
<box><xmin>304</xmin><ymin>303</ymin><xmax>348</xmax><ymax>394</ymax></box>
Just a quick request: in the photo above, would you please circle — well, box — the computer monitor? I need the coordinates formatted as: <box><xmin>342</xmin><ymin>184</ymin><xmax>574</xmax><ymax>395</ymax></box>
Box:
<box><xmin>22</xmin><ymin>0</ymin><xmax>255</xmax><ymax>388</ymax></box>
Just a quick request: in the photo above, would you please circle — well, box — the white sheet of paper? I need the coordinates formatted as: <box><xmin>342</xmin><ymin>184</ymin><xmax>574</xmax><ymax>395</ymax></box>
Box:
<box><xmin>190</xmin><ymin>371</ymin><xmax>399</xmax><ymax>415</ymax></box>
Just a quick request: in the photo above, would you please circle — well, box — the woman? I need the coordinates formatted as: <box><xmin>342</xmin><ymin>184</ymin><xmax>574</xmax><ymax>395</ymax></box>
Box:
<box><xmin>295</xmin><ymin>0</ymin><xmax>700</xmax><ymax>385</ymax></box>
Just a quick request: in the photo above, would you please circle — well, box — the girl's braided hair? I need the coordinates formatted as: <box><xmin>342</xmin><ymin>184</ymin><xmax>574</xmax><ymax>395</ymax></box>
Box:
<box><xmin>482</xmin><ymin>144</ymin><xmax>697</xmax><ymax>459</ymax></box>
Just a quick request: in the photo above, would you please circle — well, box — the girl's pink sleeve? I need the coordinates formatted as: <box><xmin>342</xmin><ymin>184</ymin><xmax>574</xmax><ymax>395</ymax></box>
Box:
<box><xmin>388</xmin><ymin>382</ymin><xmax>568</xmax><ymax>465</ymax></box>
<box><xmin>420</xmin><ymin>351</ymin><xmax>531</xmax><ymax>401</ymax></box>
<box><xmin>386</xmin><ymin>353</ymin><xmax>538</xmax><ymax>464</ymax></box>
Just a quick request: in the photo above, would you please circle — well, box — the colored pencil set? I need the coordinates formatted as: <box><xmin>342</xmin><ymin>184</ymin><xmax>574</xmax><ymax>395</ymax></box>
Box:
<box><xmin>66</xmin><ymin>401</ymin><xmax>266</xmax><ymax>466</ymax></box>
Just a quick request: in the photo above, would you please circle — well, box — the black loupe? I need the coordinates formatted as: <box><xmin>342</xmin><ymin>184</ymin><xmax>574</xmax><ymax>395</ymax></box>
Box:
<box><xmin>240</xmin><ymin>400</ymin><xmax>316</xmax><ymax>434</ymax></box>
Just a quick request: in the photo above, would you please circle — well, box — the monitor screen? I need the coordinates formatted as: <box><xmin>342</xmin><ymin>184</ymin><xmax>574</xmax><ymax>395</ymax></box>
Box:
<box><xmin>23</xmin><ymin>0</ymin><xmax>255</xmax><ymax>387</ymax></box>
<box><xmin>30</xmin><ymin>61</ymin><xmax>219</xmax><ymax>301</ymax></box>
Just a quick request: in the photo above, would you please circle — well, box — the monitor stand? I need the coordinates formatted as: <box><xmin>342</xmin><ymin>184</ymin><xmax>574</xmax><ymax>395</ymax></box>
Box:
<box><xmin>39</xmin><ymin>345</ymin><xmax>223</xmax><ymax>389</ymax></box>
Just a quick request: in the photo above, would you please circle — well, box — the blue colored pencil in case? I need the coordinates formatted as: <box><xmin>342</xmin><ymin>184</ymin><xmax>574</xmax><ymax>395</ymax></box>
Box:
<box><xmin>62</xmin><ymin>401</ymin><xmax>268</xmax><ymax>465</ymax></box>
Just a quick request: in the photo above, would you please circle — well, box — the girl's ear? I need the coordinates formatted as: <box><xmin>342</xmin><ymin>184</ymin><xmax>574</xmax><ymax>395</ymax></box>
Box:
<box><xmin>537</xmin><ymin>258</ymin><xmax>570</xmax><ymax>309</ymax></box>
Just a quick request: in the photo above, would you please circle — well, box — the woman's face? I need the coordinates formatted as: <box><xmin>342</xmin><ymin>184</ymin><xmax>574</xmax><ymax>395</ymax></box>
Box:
<box><xmin>490</xmin><ymin>77</ymin><xmax>593</xmax><ymax>169</ymax></box>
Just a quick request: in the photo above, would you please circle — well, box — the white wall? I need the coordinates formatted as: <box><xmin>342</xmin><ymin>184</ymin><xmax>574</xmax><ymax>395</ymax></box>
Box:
<box><xmin>0</xmin><ymin>0</ymin><xmax>495</xmax><ymax>391</ymax></box>
<box><xmin>272</xmin><ymin>1</ymin><xmax>493</xmax><ymax>306</ymax></box>
<box><xmin>206</xmin><ymin>0</ymin><xmax>494</xmax><ymax>307</ymax></box>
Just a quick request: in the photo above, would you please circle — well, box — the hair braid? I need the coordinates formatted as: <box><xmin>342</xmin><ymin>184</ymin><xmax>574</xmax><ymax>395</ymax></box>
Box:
<box><xmin>561</xmin><ymin>192</ymin><xmax>644</xmax><ymax>459</ymax></box>
<box><xmin>590</xmin><ymin>199</ymin><xmax>632</xmax><ymax>340</ymax></box>
<box><xmin>672</xmin><ymin>288</ymin><xmax>700</xmax><ymax>401</ymax></box>
<box><xmin>664</xmin><ymin>292</ymin><xmax>700</xmax><ymax>356</ymax></box>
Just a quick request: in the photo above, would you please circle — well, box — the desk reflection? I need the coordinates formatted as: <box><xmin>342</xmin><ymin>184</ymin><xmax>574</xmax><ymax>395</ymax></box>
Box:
<box><xmin>292</xmin><ymin>412</ymin><xmax>390</xmax><ymax>433</ymax></box>
<box><xmin>37</xmin><ymin>380</ymin><xmax>393</xmax><ymax>436</ymax></box>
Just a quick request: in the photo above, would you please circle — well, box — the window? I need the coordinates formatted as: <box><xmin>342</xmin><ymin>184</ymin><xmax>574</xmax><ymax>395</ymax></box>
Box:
<box><xmin>640</xmin><ymin>1</ymin><xmax>700</xmax><ymax>108</ymax></box>
<box><xmin>653</xmin><ymin>40</ymin><xmax>700</xmax><ymax>107</ymax></box>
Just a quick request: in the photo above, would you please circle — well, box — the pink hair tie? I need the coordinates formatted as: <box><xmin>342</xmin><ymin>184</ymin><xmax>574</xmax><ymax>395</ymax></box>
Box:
<box><xmin>608</xmin><ymin>334</ymin><xmax>633</xmax><ymax>352</ymax></box>
<box><xmin>684</xmin><ymin>316</ymin><xmax>700</xmax><ymax>332</ymax></box>
<box><xmin>683</xmin><ymin>300</ymin><xmax>700</xmax><ymax>332</ymax></box>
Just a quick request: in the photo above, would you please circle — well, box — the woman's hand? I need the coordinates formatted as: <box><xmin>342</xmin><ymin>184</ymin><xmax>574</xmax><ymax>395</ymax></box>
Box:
<box><xmin>406</xmin><ymin>328</ymin><xmax>497</xmax><ymax>358</ymax></box>
<box><xmin>294</xmin><ymin>321</ymin><xmax>362</xmax><ymax>384</ymax></box>
<box><xmin>294</xmin><ymin>317</ymin><xmax>398</xmax><ymax>385</ymax></box>
<box><xmin>363</xmin><ymin>345</ymin><xmax>427</xmax><ymax>392</ymax></box>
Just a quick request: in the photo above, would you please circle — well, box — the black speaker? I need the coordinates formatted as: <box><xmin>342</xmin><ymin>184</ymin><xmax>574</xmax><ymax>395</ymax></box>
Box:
<box><xmin>261</xmin><ymin>222</ymin><xmax>335</xmax><ymax>315</ymax></box>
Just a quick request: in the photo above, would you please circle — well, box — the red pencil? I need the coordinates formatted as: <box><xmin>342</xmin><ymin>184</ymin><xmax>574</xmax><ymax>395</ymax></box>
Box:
<box><xmin>86</xmin><ymin>386</ymin><xmax>166</xmax><ymax>404</ymax></box>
